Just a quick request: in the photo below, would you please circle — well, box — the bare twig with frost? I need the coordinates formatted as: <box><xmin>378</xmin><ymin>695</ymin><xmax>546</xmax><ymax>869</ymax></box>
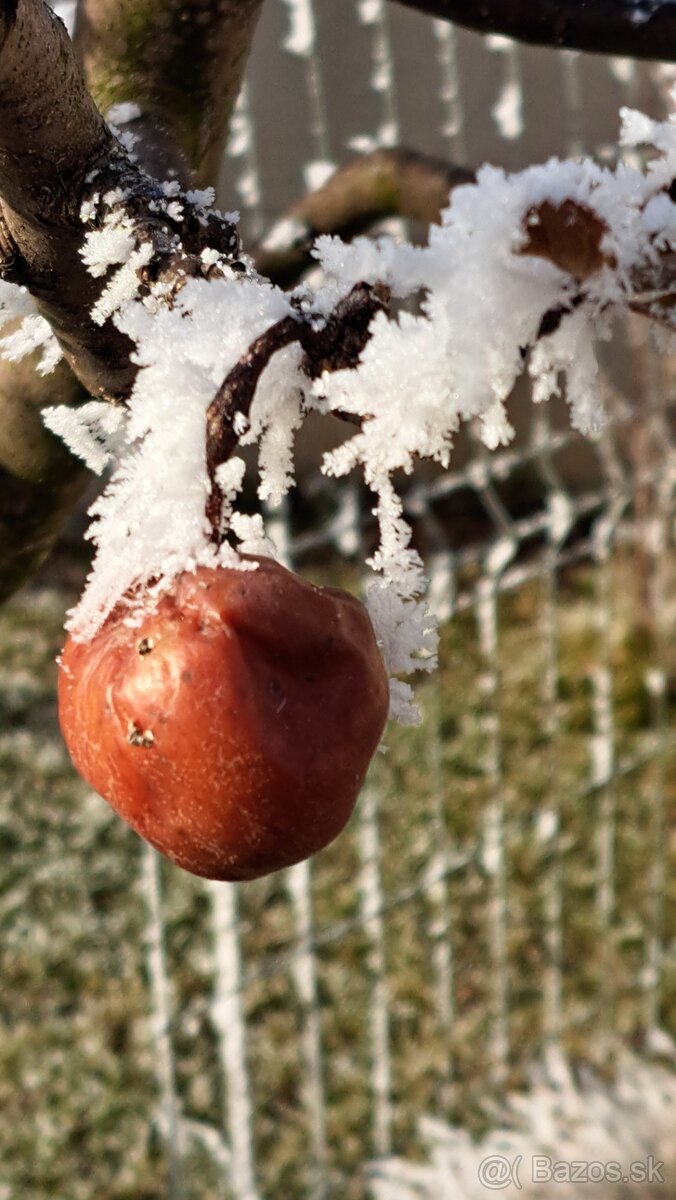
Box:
<box><xmin>38</xmin><ymin>94</ymin><xmax>676</xmax><ymax>719</ymax></box>
<box><xmin>205</xmin><ymin>282</ymin><xmax>387</xmax><ymax>534</ymax></box>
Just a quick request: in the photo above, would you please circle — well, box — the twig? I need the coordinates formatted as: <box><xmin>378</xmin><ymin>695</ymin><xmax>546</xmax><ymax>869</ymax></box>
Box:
<box><xmin>208</xmin><ymin>192</ymin><xmax>676</xmax><ymax>538</ymax></box>
<box><xmin>254</xmin><ymin>149</ymin><xmax>474</xmax><ymax>288</ymax></box>
<box><xmin>205</xmin><ymin>315</ymin><xmax>300</xmax><ymax>534</ymax></box>
<box><xmin>205</xmin><ymin>283</ymin><xmax>388</xmax><ymax>536</ymax></box>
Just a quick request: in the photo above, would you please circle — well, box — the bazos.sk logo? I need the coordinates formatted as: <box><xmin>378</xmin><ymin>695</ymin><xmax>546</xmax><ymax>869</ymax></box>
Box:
<box><xmin>477</xmin><ymin>1154</ymin><xmax>665</xmax><ymax>1190</ymax></box>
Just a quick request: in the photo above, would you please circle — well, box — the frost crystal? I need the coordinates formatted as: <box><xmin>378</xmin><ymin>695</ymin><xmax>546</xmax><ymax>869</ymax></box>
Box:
<box><xmin>35</xmin><ymin>99</ymin><xmax>676</xmax><ymax>721</ymax></box>
<box><xmin>79</xmin><ymin>192</ymin><xmax>156</xmax><ymax>325</ymax></box>
<box><xmin>59</xmin><ymin>276</ymin><xmax>295</xmax><ymax>639</ymax></box>
<box><xmin>43</xmin><ymin>402</ymin><xmax>127</xmax><ymax>475</ymax></box>
<box><xmin>106</xmin><ymin>102</ymin><xmax>142</xmax><ymax>126</ymax></box>
<box><xmin>0</xmin><ymin>282</ymin><xmax>62</xmax><ymax>374</ymax></box>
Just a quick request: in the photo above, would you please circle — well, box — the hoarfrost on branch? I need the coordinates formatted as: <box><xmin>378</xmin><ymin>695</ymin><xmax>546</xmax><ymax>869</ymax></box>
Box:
<box><xmin>37</xmin><ymin>99</ymin><xmax>676</xmax><ymax>724</ymax></box>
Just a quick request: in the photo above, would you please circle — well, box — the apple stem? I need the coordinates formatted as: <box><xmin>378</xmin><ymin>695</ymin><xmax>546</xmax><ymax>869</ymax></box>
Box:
<box><xmin>205</xmin><ymin>315</ymin><xmax>299</xmax><ymax>540</ymax></box>
<box><xmin>205</xmin><ymin>282</ymin><xmax>389</xmax><ymax>541</ymax></box>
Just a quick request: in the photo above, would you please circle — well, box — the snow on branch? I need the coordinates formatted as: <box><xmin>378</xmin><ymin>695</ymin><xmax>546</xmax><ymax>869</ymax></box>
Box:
<box><xmin>38</xmin><ymin>99</ymin><xmax>676</xmax><ymax>723</ymax></box>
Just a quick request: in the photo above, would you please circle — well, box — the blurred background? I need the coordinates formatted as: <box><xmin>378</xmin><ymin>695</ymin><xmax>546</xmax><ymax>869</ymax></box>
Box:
<box><xmin>1</xmin><ymin>3</ymin><xmax>675</xmax><ymax>1198</ymax></box>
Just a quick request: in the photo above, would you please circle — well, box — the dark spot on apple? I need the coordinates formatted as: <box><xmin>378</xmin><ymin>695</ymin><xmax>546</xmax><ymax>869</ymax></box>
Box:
<box><xmin>138</xmin><ymin>637</ymin><xmax>155</xmax><ymax>656</ymax></box>
<box><xmin>181</xmin><ymin>670</ymin><xmax>193</xmax><ymax>683</ymax></box>
<box><xmin>127</xmin><ymin>721</ymin><xmax>155</xmax><ymax>748</ymax></box>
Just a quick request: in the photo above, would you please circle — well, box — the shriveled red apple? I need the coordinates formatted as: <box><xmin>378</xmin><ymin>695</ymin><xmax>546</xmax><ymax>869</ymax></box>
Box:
<box><xmin>58</xmin><ymin>557</ymin><xmax>389</xmax><ymax>880</ymax></box>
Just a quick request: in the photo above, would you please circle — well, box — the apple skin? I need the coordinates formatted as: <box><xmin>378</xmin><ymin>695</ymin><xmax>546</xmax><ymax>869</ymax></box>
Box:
<box><xmin>58</xmin><ymin>558</ymin><xmax>389</xmax><ymax>881</ymax></box>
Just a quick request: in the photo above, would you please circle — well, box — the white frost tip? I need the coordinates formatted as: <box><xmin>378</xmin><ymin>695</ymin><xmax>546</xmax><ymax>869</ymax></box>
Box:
<box><xmin>43</xmin><ymin>401</ymin><xmax>127</xmax><ymax>475</ymax></box>
<box><xmin>186</xmin><ymin>187</ymin><xmax>217</xmax><ymax>209</ymax></box>
<box><xmin>91</xmin><ymin>243</ymin><xmax>154</xmax><ymax>326</ymax></box>
<box><xmin>106</xmin><ymin>102</ymin><xmax>143</xmax><ymax>126</ymax></box>
<box><xmin>0</xmin><ymin>283</ymin><xmax>63</xmax><ymax>373</ymax></box>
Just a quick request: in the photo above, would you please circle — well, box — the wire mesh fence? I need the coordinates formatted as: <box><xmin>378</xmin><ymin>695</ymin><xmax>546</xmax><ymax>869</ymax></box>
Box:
<box><xmin>2</xmin><ymin>3</ymin><xmax>676</xmax><ymax>1199</ymax></box>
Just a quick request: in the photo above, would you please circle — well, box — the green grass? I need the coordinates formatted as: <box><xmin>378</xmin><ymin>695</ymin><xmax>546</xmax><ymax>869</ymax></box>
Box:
<box><xmin>0</xmin><ymin>552</ymin><xmax>674</xmax><ymax>1199</ymax></box>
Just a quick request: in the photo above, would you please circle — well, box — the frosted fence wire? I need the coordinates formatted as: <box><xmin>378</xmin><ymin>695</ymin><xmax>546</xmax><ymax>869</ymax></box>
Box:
<box><xmin>139</xmin><ymin>4</ymin><xmax>676</xmax><ymax>1198</ymax></box>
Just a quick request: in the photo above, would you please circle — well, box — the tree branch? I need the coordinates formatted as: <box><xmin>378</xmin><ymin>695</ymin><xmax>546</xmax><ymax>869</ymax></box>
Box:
<box><xmin>0</xmin><ymin>0</ymin><xmax>241</xmax><ymax>403</ymax></box>
<box><xmin>254</xmin><ymin>149</ymin><xmax>474</xmax><ymax>288</ymax></box>
<box><xmin>0</xmin><ymin>0</ymin><xmax>251</xmax><ymax>603</ymax></box>
<box><xmin>388</xmin><ymin>0</ymin><xmax>676</xmax><ymax>61</ymax></box>
<box><xmin>74</xmin><ymin>0</ymin><xmax>265</xmax><ymax>187</ymax></box>
<box><xmin>0</xmin><ymin>1</ymin><xmax>103</xmax><ymax>595</ymax></box>
<box><xmin>207</xmin><ymin>188</ymin><xmax>676</xmax><ymax>522</ymax></box>
<box><xmin>0</xmin><ymin>0</ymin><xmax>136</xmax><ymax>397</ymax></box>
<box><xmin>0</xmin><ymin>3</ymin><xmax>109</xmax><ymax>221</ymax></box>
<box><xmin>1</xmin><ymin>0</ymin><xmax>675</xmax><ymax>611</ymax></box>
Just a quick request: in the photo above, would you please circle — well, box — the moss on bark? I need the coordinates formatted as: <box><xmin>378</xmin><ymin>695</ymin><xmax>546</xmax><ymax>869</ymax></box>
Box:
<box><xmin>74</xmin><ymin>0</ymin><xmax>265</xmax><ymax>185</ymax></box>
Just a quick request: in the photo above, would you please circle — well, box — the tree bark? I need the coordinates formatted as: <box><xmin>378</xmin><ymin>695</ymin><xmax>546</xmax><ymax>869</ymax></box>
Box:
<box><xmin>0</xmin><ymin>2</ymin><xmax>95</xmax><ymax>596</ymax></box>
<box><xmin>0</xmin><ymin>2</ymin><xmax>109</xmax><ymax>220</ymax></box>
<box><xmin>0</xmin><ymin>0</ymin><xmax>254</xmax><ymax>599</ymax></box>
<box><xmin>0</xmin><ymin>0</ymin><xmax>136</xmax><ymax>398</ymax></box>
<box><xmin>388</xmin><ymin>0</ymin><xmax>676</xmax><ymax>61</ymax></box>
<box><xmin>74</xmin><ymin>0</ymin><xmax>265</xmax><ymax>186</ymax></box>
<box><xmin>0</xmin><ymin>0</ymin><xmax>241</xmax><ymax>403</ymax></box>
